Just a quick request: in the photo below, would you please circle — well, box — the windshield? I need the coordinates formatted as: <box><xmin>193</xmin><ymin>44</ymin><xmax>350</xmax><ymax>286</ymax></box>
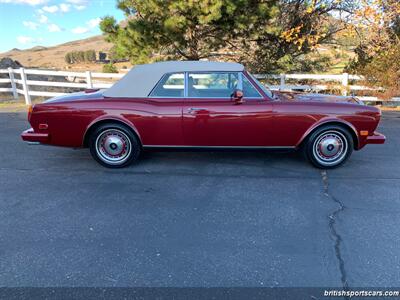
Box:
<box><xmin>248</xmin><ymin>72</ymin><xmax>273</xmax><ymax>98</ymax></box>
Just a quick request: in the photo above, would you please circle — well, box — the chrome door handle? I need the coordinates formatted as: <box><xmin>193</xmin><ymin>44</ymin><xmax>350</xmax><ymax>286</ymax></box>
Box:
<box><xmin>188</xmin><ymin>107</ymin><xmax>204</xmax><ymax>113</ymax></box>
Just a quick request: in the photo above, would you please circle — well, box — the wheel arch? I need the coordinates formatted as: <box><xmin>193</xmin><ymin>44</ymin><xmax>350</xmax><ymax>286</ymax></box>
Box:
<box><xmin>82</xmin><ymin>117</ymin><xmax>142</xmax><ymax>148</ymax></box>
<box><xmin>297</xmin><ymin>119</ymin><xmax>359</xmax><ymax>150</ymax></box>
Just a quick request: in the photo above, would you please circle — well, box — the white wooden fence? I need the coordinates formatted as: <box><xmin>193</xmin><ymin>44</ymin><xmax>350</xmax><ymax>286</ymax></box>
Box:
<box><xmin>0</xmin><ymin>67</ymin><xmax>398</xmax><ymax>105</ymax></box>
<box><xmin>0</xmin><ymin>68</ymin><xmax>124</xmax><ymax>105</ymax></box>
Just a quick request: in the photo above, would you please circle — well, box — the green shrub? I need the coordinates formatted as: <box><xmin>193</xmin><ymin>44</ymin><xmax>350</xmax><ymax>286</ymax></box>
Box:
<box><xmin>64</xmin><ymin>50</ymin><xmax>97</xmax><ymax>64</ymax></box>
<box><xmin>84</xmin><ymin>50</ymin><xmax>96</xmax><ymax>62</ymax></box>
<box><xmin>64</xmin><ymin>53</ymin><xmax>73</xmax><ymax>64</ymax></box>
<box><xmin>102</xmin><ymin>63</ymin><xmax>118</xmax><ymax>73</ymax></box>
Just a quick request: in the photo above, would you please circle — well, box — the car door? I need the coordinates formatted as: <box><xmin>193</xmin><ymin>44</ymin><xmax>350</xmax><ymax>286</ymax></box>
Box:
<box><xmin>182</xmin><ymin>72</ymin><xmax>274</xmax><ymax>147</ymax></box>
<box><xmin>137</xmin><ymin>72</ymin><xmax>184</xmax><ymax>146</ymax></box>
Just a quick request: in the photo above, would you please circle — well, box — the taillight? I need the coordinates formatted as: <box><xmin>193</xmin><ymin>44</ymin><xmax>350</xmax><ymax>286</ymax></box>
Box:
<box><xmin>28</xmin><ymin>105</ymin><xmax>33</xmax><ymax>122</ymax></box>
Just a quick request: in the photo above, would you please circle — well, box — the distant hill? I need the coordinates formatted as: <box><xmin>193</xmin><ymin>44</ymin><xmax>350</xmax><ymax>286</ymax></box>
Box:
<box><xmin>0</xmin><ymin>35</ymin><xmax>115</xmax><ymax>71</ymax></box>
<box><xmin>0</xmin><ymin>33</ymin><xmax>354</xmax><ymax>74</ymax></box>
<box><xmin>30</xmin><ymin>46</ymin><xmax>47</xmax><ymax>51</ymax></box>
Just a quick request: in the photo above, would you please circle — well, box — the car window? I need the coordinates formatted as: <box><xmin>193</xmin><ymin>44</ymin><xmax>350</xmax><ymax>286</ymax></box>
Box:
<box><xmin>188</xmin><ymin>72</ymin><xmax>239</xmax><ymax>98</ymax></box>
<box><xmin>149</xmin><ymin>73</ymin><xmax>184</xmax><ymax>97</ymax></box>
<box><xmin>248</xmin><ymin>72</ymin><xmax>273</xmax><ymax>98</ymax></box>
<box><xmin>243</xmin><ymin>75</ymin><xmax>262</xmax><ymax>98</ymax></box>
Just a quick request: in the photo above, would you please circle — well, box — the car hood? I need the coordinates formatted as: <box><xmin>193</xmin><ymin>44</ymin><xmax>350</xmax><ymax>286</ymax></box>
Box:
<box><xmin>272</xmin><ymin>91</ymin><xmax>363</xmax><ymax>105</ymax></box>
<box><xmin>44</xmin><ymin>89</ymin><xmax>105</xmax><ymax>103</ymax></box>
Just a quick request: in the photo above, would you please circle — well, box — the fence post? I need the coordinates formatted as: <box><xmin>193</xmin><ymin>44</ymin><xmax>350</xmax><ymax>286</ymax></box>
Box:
<box><xmin>280</xmin><ymin>74</ymin><xmax>286</xmax><ymax>90</ymax></box>
<box><xmin>8</xmin><ymin>67</ymin><xmax>18</xmax><ymax>99</ymax></box>
<box><xmin>20</xmin><ymin>67</ymin><xmax>31</xmax><ymax>105</ymax></box>
<box><xmin>86</xmin><ymin>71</ymin><xmax>93</xmax><ymax>89</ymax></box>
<box><xmin>342</xmin><ymin>72</ymin><xmax>349</xmax><ymax>96</ymax></box>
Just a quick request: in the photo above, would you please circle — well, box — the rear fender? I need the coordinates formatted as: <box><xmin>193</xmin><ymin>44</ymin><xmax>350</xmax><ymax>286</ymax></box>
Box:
<box><xmin>83</xmin><ymin>115</ymin><xmax>142</xmax><ymax>147</ymax></box>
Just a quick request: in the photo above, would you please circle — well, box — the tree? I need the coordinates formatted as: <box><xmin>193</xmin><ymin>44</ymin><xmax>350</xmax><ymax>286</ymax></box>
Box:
<box><xmin>100</xmin><ymin>0</ymin><xmax>355</xmax><ymax>72</ymax></box>
<box><xmin>64</xmin><ymin>52</ymin><xmax>73</xmax><ymax>64</ymax></box>
<box><xmin>78</xmin><ymin>51</ymin><xmax>85</xmax><ymax>62</ymax></box>
<box><xmin>84</xmin><ymin>50</ymin><xmax>96</xmax><ymax>62</ymax></box>
<box><xmin>101</xmin><ymin>0</ymin><xmax>269</xmax><ymax>63</ymax></box>
<box><xmin>234</xmin><ymin>0</ymin><xmax>356</xmax><ymax>72</ymax></box>
<box><xmin>71</xmin><ymin>51</ymin><xmax>78</xmax><ymax>63</ymax></box>
<box><xmin>64</xmin><ymin>50</ymin><xmax>97</xmax><ymax>64</ymax></box>
<box><xmin>346</xmin><ymin>0</ymin><xmax>400</xmax><ymax>98</ymax></box>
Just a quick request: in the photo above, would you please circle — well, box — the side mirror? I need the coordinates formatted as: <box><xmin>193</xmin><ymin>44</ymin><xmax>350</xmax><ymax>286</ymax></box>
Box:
<box><xmin>231</xmin><ymin>89</ymin><xmax>244</xmax><ymax>105</ymax></box>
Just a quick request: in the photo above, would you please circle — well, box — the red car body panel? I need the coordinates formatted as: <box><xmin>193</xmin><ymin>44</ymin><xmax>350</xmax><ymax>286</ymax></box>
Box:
<box><xmin>182</xmin><ymin>98</ymin><xmax>274</xmax><ymax>146</ymax></box>
<box><xmin>271</xmin><ymin>101</ymin><xmax>382</xmax><ymax>149</ymax></box>
<box><xmin>22</xmin><ymin>92</ymin><xmax>385</xmax><ymax>150</ymax></box>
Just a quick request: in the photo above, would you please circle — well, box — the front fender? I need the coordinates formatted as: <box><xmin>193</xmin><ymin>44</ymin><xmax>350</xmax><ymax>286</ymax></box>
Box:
<box><xmin>296</xmin><ymin>118</ymin><xmax>359</xmax><ymax>149</ymax></box>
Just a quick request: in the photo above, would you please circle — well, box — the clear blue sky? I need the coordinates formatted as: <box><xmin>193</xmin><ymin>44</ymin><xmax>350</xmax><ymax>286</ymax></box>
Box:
<box><xmin>0</xmin><ymin>0</ymin><xmax>125</xmax><ymax>53</ymax></box>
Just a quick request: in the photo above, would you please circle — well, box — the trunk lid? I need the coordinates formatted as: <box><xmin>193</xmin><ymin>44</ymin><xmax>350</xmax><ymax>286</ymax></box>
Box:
<box><xmin>44</xmin><ymin>89</ymin><xmax>104</xmax><ymax>103</ymax></box>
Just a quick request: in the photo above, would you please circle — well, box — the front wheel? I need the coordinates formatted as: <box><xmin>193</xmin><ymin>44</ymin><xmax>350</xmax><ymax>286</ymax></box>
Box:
<box><xmin>89</xmin><ymin>123</ymin><xmax>141</xmax><ymax>168</ymax></box>
<box><xmin>304</xmin><ymin>125</ymin><xmax>353</xmax><ymax>169</ymax></box>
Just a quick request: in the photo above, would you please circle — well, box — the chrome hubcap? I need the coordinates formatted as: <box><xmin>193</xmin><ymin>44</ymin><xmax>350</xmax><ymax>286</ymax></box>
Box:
<box><xmin>319</xmin><ymin>136</ymin><xmax>341</xmax><ymax>157</ymax></box>
<box><xmin>103</xmin><ymin>136</ymin><xmax>124</xmax><ymax>156</ymax></box>
<box><xmin>313</xmin><ymin>131</ymin><xmax>347</xmax><ymax>166</ymax></box>
<box><xmin>95</xmin><ymin>129</ymin><xmax>131</xmax><ymax>165</ymax></box>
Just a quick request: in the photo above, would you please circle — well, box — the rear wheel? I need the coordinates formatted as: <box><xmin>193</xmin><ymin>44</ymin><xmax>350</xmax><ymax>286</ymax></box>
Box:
<box><xmin>89</xmin><ymin>123</ymin><xmax>141</xmax><ymax>168</ymax></box>
<box><xmin>304</xmin><ymin>125</ymin><xmax>353</xmax><ymax>169</ymax></box>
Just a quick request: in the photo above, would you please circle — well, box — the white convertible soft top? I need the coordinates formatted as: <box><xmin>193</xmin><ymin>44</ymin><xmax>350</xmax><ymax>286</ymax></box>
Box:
<box><xmin>103</xmin><ymin>61</ymin><xmax>244</xmax><ymax>98</ymax></box>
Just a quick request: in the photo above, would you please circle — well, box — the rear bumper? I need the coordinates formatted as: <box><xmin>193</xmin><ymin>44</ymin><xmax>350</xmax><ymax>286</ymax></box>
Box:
<box><xmin>365</xmin><ymin>131</ymin><xmax>386</xmax><ymax>144</ymax></box>
<box><xmin>21</xmin><ymin>128</ymin><xmax>49</xmax><ymax>143</ymax></box>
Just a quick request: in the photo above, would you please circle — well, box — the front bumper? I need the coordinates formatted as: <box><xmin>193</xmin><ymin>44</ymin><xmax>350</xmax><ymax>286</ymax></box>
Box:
<box><xmin>365</xmin><ymin>131</ymin><xmax>386</xmax><ymax>144</ymax></box>
<box><xmin>21</xmin><ymin>128</ymin><xmax>49</xmax><ymax>143</ymax></box>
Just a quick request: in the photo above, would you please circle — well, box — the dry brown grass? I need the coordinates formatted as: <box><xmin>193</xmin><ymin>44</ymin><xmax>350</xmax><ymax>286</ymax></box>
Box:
<box><xmin>376</xmin><ymin>105</ymin><xmax>400</xmax><ymax>111</ymax></box>
<box><xmin>0</xmin><ymin>95</ymin><xmax>46</xmax><ymax>112</ymax></box>
<box><xmin>0</xmin><ymin>98</ymin><xmax>29</xmax><ymax>112</ymax></box>
<box><xmin>0</xmin><ymin>35</ymin><xmax>132</xmax><ymax>72</ymax></box>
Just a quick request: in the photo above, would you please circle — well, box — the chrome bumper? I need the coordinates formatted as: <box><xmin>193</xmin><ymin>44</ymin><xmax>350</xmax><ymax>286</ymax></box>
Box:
<box><xmin>21</xmin><ymin>128</ymin><xmax>49</xmax><ymax>143</ymax></box>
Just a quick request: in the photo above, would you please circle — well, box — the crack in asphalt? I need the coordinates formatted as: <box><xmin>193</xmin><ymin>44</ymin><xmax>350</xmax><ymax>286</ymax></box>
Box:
<box><xmin>321</xmin><ymin>170</ymin><xmax>349</xmax><ymax>294</ymax></box>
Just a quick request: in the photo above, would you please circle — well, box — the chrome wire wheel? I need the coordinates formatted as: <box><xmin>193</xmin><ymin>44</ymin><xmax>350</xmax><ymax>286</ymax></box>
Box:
<box><xmin>95</xmin><ymin>129</ymin><xmax>132</xmax><ymax>165</ymax></box>
<box><xmin>312</xmin><ymin>130</ymin><xmax>348</xmax><ymax>167</ymax></box>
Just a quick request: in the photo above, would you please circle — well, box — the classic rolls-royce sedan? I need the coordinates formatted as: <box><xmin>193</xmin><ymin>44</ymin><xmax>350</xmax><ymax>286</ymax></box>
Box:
<box><xmin>21</xmin><ymin>61</ymin><xmax>385</xmax><ymax>168</ymax></box>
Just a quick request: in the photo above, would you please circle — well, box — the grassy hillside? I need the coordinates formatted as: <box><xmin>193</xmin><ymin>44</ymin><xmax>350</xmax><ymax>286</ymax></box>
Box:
<box><xmin>0</xmin><ymin>35</ymin><xmax>131</xmax><ymax>72</ymax></box>
<box><xmin>0</xmin><ymin>34</ymin><xmax>354</xmax><ymax>74</ymax></box>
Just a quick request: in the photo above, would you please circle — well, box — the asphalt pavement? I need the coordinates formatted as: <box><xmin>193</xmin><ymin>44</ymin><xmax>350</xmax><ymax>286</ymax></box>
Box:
<box><xmin>0</xmin><ymin>111</ymin><xmax>399</xmax><ymax>297</ymax></box>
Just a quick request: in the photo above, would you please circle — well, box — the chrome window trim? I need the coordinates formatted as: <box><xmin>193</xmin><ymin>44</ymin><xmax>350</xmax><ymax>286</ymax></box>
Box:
<box><xmin>148</xmin><ymin>71</ymin><xmax>263</xmax><ymax>99</ymax></box>
<box><xmin>184</xmin><ymin>72</ymin><xmax>189</xmax><ymax>98</ymax></box>
<box><xmin>148</xmin><ymin>72</ymin><xmax>185</xmax><ymax>98</ymax></box>
<box><xmin>242</xmin><ymin>73</ymin><xmax>263</xmax><ymax>99</ymax></box>
<box><xmin>238</xmin><ymin>72</ymin><xmax>243</xmax><ymax>90</ymax></box>
<box><xmin>247</xmin><ymin>72</ymin><xmax>273</xmax><ymax>98</ymax></box>
<box><xmin>146</xmin><ymin>96</ymin><xmax>186</xmax><ymax>99</ymax></box>
<box><xmin>187</xmin><ymin>71</ymin><xmax>241</xmax><ymax>99</ymax></box>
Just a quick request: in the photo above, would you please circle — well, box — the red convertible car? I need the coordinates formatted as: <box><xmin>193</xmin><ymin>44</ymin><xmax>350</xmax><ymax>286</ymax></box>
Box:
<box><xmin>21</xmin><ymin>61</ymin><xmax>385</xmax><ymax>168</ymax></box>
